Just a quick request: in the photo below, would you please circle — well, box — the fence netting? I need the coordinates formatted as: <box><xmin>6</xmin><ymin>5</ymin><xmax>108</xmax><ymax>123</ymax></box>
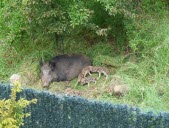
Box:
<box><xmin>0</xmin><ymin>83</ymin><xmax>169</xmax><ymax>128</ymax></box>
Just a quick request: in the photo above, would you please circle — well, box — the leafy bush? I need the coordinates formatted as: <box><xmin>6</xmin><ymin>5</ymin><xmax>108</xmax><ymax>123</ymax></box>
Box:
<box><xmin>1</xmin><ymin>0</ymin><xmax>168</xmax><ymax>53</ymax></box>
<box><xmin>0</xmin><ymin>1</ymin><xmax>26</xmax><ymax>46</ymax></box>
<box><xmin>0</xmin><ymin>82</ymin><xmax>37</xmax><ymax>128</ymax></box>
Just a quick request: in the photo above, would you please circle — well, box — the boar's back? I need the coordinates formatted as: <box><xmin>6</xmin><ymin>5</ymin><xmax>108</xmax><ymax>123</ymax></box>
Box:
<box><xmin>49</xmin><ymin>54</ymin><xmax>91</xmax><ymax>81</ymax></box>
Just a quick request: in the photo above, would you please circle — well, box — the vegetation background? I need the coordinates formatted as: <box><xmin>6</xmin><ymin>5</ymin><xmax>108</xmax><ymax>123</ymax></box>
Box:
<box><xmin>0</xmin><ymin>0</ymin><xmax>169</xmax><ymax>112</ymax></box>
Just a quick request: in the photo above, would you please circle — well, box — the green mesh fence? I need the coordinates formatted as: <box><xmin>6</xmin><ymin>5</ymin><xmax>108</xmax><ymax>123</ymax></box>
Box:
<box><xmin>0</xmin><ymin>83</ymin><xmax>169</xmax><ymax>128</ymax></box>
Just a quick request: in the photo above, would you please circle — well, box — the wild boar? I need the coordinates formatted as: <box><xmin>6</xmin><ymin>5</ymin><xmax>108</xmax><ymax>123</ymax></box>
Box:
<box><xmin>77</xmin><ymin>66</ymin><xmax>109</xmax><ymax>82</ymax></box>
<box><xmin>40</xmin><ymin>54</ymin><xmax>92</xmax><ymax>87</ymax></box>
<box><xmin>79</xmin><ymin>77</ymin><xmax>97</xmax><ymax>86</ymax></box>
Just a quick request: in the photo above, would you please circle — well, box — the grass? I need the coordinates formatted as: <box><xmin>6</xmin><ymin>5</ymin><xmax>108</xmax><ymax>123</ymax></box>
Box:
<box><xmin>0</xmin><ymin>44</ymin><xmax>169</xmax><ymax>113</ymax></box>
<box><xmin>1</xmin><ymin>17</ymin><xmax>169</xmax><ymax>113</ymax></box>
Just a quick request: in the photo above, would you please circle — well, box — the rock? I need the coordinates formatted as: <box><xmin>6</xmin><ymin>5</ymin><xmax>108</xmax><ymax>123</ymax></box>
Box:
<box><xmin>113</xmin><ymin>85</ymin><xmax>129</xmax><ymax>96</ymax></box>
<box><xmin>10</xmin><ymin>74</ymin><xmax>21</xmax><ymax>84</ymax></box>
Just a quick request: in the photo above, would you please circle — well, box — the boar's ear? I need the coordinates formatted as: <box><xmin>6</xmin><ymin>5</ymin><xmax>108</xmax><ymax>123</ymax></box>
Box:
<box><xmin>39</xmin><ymin>58</ymin><xmax>44</xmax><ymax>67</ymax></box>
<box><xmin>49</xmin><ymin>61</ymin><xmax>56</xmax><ymax>70</ymax></box>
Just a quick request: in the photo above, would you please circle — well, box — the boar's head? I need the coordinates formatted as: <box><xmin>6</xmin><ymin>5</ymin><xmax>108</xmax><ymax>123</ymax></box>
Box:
<box><xmin>40</xmin><ymin>61</ymin><xmax>57</xmax><ymax>87</ymax></box>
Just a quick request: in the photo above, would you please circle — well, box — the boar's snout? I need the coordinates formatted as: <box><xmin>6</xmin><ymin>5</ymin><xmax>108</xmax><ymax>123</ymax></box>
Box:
<box><xmin>41</xmin><ymin>74</ymin><xmax>53</xmax><ymax>87</ymax></box>
<box><xmin>42</xmin><ymin>81</ymin><xmax>50</xmax><ymax>87</ymax></box>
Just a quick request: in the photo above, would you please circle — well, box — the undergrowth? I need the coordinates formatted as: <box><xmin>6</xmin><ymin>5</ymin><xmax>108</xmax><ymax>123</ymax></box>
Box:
<box><xmin>1</xmin><ymin>23</ymin><xmax>169</xmax><ymax>112</ymax></box>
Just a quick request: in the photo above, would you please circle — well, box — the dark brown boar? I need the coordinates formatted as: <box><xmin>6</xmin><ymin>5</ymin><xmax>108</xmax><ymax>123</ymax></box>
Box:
<box><xmin>40</xmin><ymin>54</ymin><xmax>92</xmax><ymax>87</ymax></box>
